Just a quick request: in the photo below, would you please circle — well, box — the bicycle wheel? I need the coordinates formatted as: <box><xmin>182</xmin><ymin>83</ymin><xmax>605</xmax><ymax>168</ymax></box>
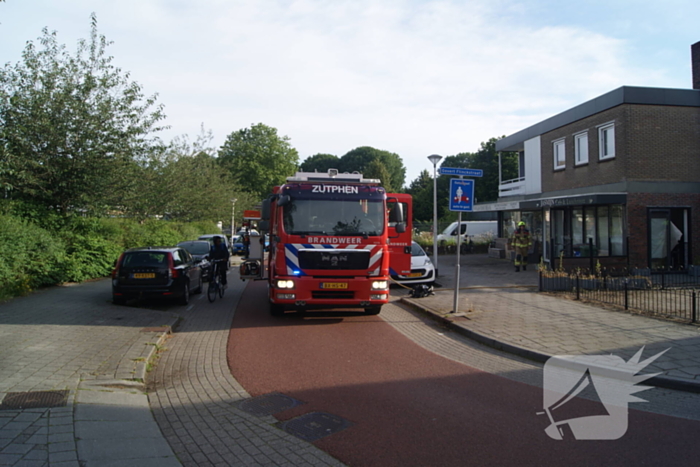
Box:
<box><xmin>207</xmin><ymin>278</ymin><xmax>218</xmax><ymax>302</ymax></box>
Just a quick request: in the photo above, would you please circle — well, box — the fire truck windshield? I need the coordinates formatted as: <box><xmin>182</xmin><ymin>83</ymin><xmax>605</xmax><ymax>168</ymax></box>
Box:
<box><xmin>283</xmin><ymin>199</ymin><xmax>385</xmax><ymax>236</ymax></box>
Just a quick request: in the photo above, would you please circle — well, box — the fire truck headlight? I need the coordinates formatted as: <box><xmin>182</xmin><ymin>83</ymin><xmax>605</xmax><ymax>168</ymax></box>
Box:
<box><xmin>276</xmin><ymin>280</ymin><xmax>295</xmax><ymax>289</ymax></box>
<box><xmin>371</xmin><ymin>280</ymin><xmax>388</xmax><ymax>290</ymax></box>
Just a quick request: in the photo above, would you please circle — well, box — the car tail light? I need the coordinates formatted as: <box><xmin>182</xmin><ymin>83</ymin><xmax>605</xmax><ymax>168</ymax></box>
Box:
<box><xmin>112</xmin><ymin>253</ymin><xmax>125</xmax><ymax>279</ymax></box>
<box><xmin>167</xmin><ymin>253</ymin><xmax>179</xmax><ymax>279</ymax></box>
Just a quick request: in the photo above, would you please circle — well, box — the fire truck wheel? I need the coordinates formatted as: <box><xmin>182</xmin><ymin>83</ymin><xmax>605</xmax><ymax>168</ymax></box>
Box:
<box><xmin>364</xmin><ymin>306</ymin><xmax>381</xmax><ymax>315</ymax></box>
<box><xmin>270</xmin><ymin>302</ymin><xmax>285</xmax><ymax>316</ymax></box>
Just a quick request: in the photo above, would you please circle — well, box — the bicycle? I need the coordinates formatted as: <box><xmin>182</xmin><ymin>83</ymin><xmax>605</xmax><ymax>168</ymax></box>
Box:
<box><xmin>207</xmin><ymin>259</ymin><xmax>227</xmax><ymax>302</ymax></box>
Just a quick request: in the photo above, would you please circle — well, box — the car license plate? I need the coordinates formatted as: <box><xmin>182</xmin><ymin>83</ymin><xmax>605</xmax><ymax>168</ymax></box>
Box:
<box><xmin>132</xmin><ymin>273</ymin><xmax>155</xmax><ymax>279</ymax></box>
<box><xmin>408</xmin><ymin>272</ymin><xmax>422</xmax><ymax>277</ymax></box>
<box><xmin>320</xmin><ymin>282</ymin><xmax>348</xmax><ymax>289</ymax></box>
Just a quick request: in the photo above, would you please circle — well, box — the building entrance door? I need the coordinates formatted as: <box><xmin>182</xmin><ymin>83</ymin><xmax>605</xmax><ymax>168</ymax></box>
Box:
<box><xmin>648</xmin><ymin>208</ymin><xmax>689</xmax><ymax>269</ymax></box>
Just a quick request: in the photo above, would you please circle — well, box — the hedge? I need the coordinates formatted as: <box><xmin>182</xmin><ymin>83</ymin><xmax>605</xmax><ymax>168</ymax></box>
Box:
<box><xmin>0</xmin><ymin>214</ymin><xmax>220</xmax><ymax>301</ymax></box>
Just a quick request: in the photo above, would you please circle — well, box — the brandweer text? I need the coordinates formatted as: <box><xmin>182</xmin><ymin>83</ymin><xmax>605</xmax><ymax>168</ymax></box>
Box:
<box><xmin>307</xmin><ymin>237</ymin><xmax>363</xmax><ymax>244</ymax></box>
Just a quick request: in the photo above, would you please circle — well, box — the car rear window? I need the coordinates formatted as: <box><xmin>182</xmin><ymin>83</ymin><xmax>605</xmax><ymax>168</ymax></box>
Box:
<box><xmin>181</xmin><ymin>243</ymin><xmax>210</xmax><ymax>255</ymax></box>
<box><xmin>123</xmin><ymin>252</ymin><xmax>168</xmax><ymax>267</ymax></box>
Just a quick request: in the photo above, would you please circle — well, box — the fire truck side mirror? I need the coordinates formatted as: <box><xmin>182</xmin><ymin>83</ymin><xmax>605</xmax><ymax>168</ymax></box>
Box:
<box><xmin>258</xmin><ymin>220</ymin><xmax>269</xmax><ymax>231</ymax></box>
<box><xmin>388</xmin><ymin>201</ymin><xmax>405</xmax><ymax>223</ymax></box>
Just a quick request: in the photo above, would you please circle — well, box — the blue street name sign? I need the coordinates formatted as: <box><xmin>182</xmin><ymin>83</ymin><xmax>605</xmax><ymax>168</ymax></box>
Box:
<box><xmin>449</xmin><ymin>179</ymin><xmax>474</xmax><ymax>212</ymax></box>
<box><xmin>439</xmin><ymin>167</ymin><xmax>483</xmax><ymax>177</ymax></box>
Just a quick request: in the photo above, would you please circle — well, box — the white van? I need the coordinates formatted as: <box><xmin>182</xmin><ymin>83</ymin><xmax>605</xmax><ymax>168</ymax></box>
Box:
<box><xmin>436</xmin><ymin>221</ymin><xmax>497</xmax><ymax>244</ymax></box>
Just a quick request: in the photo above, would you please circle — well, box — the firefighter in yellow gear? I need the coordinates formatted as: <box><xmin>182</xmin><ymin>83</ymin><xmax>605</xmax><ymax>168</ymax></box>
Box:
<box><xmin>510</xmin><ymin>221</ymin><xmax>532</xmax><ymax>272</ymax></box>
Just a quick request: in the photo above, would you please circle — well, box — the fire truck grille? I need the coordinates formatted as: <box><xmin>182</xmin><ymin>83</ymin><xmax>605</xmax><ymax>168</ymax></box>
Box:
<box><xmin>312</xmin><ymin>291</ymin><xmax>355</xmax><ymax>300</ymax></box>
<box><xmin>298</xmin><ymin>250</ymin><xmax>369</xmax><ymax>270</ymax></box>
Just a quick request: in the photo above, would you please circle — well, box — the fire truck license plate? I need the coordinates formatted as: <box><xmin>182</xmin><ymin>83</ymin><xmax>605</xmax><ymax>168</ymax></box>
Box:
<box><xmin>320</xmin><ymin>282</ymin><xmax>348</xmax><ymax>289</ymax></box>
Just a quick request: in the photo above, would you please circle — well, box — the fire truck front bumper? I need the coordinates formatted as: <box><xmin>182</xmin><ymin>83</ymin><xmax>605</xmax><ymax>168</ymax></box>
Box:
<box><xmin>270</xmin><ymin>277</ymin><xmax>390</xmax><ymax>308</ymax></box>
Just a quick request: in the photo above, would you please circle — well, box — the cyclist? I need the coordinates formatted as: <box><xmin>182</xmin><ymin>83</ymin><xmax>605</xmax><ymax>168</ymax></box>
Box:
<box><xmin>209</xmin><ymin>236</ymin><xmax>230</xmax><ymax>285</ymax></box>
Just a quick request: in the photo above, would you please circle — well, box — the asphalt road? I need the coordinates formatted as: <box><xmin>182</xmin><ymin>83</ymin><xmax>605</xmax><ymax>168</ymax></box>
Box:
<box><xmin>228</xmin><ymin>280</ymin><xmax>700</xmax><ymax>467</ymax></box>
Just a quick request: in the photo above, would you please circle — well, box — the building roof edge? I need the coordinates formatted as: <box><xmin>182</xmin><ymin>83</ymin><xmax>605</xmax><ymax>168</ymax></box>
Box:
<box><xmin>495</xmin><ymin>86</ymin><xmax>700</xmax><ymax>152</ymax></box>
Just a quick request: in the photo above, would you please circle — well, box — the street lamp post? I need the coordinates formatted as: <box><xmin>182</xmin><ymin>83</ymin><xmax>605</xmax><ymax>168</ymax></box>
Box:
<box><xmin>231</xmin><ymin>198</ymin><xmax>237</xmax><ymax>237</ymax></box>
<box><xmin>427</xmin><ymin>154</ymin><xmax>442</xmax><ymax>276</ymax></box>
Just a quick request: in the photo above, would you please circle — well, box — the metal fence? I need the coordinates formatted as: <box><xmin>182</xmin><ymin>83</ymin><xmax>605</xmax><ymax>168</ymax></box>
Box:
<box><xmin>539</xmin><ymin>267</ymin><xmax>700</xmax><ymax>324</ymax></box>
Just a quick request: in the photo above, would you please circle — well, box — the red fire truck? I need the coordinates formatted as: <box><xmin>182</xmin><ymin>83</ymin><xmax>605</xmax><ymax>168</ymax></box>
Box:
<box><xmin>246</xmin><ymin>169</ymin><xmax>412</xmax><ymax>316</ymax></box>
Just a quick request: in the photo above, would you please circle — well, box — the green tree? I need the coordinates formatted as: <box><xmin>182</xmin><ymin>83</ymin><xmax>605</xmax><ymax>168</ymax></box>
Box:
<box><xmin>362</xmin><ymin>159</ymin><xmax>394</xmax><ymax>191</ymax></box>
<box><xmin>338</xmin><ymin>146</ymin><xmax>406</xmax><ymax>191</ymax></box>
<box><xmin>299</xmin><ymin>153</ymin><xmax>339</xmax><ymax>173</ymax></box>
<box><xmin>123</xmin><ymin>128</ymin><xmax>244</xmax><ymax>223</ymax></box>
<box><xmin>438</xmin><ymin>138</ymin><xmax>518</xmax><ymax>206</ymax></box>
<box><xmin>218</xmin><ymin>123</ymin><xmax>299</xmax><ymax>200</ymax></box>
<box><xmin>405</xmin><ymin>169</ymin><xmax>435</xmax><ymax>222</ymax></box>
<box><xmin>0</xmin><ymin>15</ymin><xmax>166</xmax><ymax>218</ymax></box>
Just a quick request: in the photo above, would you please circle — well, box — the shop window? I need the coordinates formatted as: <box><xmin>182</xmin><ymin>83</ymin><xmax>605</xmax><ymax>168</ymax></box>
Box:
<box><xmin>598</xmin><ymin>207</ymin><xmax>610</xmax><ymax>256</ymax></box>
<box><xmin>610</xmin><ymin>205</ymin><xmax>624</xmax><ymax>256</ymax></box>
<box><xmin>549</xmin><ymin>205</ymin><xmax>625</xmax><ymax>259</ymax></box>
<box><xmin>552</xmin><ymin>209</ymin><xmax>568</xmax><ymax>258</ymax></box>
<box><xmin>572</xmin><ymin>208</ymin><xmax>583</xmax><ymax>246</ymax></box>
<box><xmin>585</xmin><ymin>208</ymin><xmax>596</xmax><ymax>251</ymax></box>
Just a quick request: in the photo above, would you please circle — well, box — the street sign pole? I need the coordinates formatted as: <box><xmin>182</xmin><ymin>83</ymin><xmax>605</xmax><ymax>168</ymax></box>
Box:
<box><xmin>454</xmin><ymin>207</ymin><xmax>462</xmax><ymax>314</ymax></box>
<box><xmin>448</xmin><ymin>177</ymin><xmax>475</xmax><ymax>314</ymax></box>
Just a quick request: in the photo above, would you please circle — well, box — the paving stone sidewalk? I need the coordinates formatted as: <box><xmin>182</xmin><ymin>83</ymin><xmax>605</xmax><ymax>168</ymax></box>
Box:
<box><xmin>0</xmin><ymin>279</ymin><xmax>179</xmax><ymax>466</ymax></box>
<box><xmin>400</xmin><ymin>253</ymin><xmax>700</xmax><ymax>391</ymax></box>
<box><xmin>147</xmin><ymin>258</ymin><xmax>344</xmax><ymax>467</ymax></box>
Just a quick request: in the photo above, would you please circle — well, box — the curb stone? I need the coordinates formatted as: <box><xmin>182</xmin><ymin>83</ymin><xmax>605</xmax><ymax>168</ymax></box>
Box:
<box><xmin>133</xmin><ymin>317</ymin><xmax>178</xmax><ymax>382</ymax></box>
<box><xmin>399</xmin><ymin>297</ymin><xmax>700</xmax><ymax>394</ymax></box>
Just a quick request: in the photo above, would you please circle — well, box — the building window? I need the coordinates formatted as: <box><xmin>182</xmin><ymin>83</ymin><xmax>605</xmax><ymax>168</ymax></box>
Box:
<box><xmin>550</xmin><ymin>205</ymin><xmax>626</xmax><ymax>259</ymax></box>
<box><xmin>610</xmin><ymin>205</ymin><xmax>624</xmax><ymax>256</ymax></box>
<box><xmin>574</xmin><ymin>132</ymin><xmax>588</xmax><ymax>165</ymax></box>
<box><xmin>518</xmin><ymin>151</ymin><xmax>525</xmax><ymax>178</ymax></box>
<box><xmin>598</xmin><ymin>123</ymin><xmax>615</xmax><ymax>160</ymax></box>
<box><xmin>553</xmin><ymin>139</ymin><xmax>565</xmax><ymax>170</ymax></box>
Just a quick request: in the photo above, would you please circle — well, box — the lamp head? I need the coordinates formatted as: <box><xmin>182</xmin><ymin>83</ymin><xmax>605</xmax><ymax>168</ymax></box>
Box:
<box><xmin>427</xmin><ymin>154</ymin><xmax>442</xmax><ymax>166</ymax></box>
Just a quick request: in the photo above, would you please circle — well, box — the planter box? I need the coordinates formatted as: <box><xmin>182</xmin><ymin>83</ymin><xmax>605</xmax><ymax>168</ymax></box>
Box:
<box><xmin>628</xmin><ymin>277</ymin><xmax>651</xmax><ymax>290</ymax></box>
<box><xmin>541</xmin><ymin>276</ymin><xmax>572</xmax><ymax>292</ymax></box>
<box><xmin>604</xmin><ymin>277</ymin><xmax>626</xmax><ymax>290</ymax></box>
<box><xmin>604</xmin><ymin>277</ymin><xmax>651</xmax><ymax>290</ymax></box>
<box><xmin>577</xmin><ymin>278</ymin><xmax>601</xmax><ymax>290</ymax></box>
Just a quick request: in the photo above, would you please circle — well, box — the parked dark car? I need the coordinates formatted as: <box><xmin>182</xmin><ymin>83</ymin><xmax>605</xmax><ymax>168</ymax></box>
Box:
<box><xmin>112</xmin><ymin>246</ymin><xmax>203</xmax><ymax>305</ymax></box>
<box><xmin>230</xmin><ymin>235</ymin><xmax>246</xmax><ymax>255</ymax></box>
<box><xmin>177</xmin><ymin>240</ymin><xmax>212</xmax><ymax>281</ymax></box>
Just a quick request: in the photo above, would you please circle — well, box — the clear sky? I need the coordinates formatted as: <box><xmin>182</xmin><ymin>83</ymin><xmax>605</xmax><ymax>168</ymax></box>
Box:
<box><xmin>1</xmin><ymin>0</ymin><xmax>698</xmax><ymax>186</ymax></box>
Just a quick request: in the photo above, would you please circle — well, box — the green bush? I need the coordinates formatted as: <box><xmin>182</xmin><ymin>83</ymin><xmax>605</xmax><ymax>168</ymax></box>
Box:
<box><xmin>0</xmin><ymin>214</ymin><xmax>223</xmax><ymax>300</ymax></box>
<box><xmin>0</xmin><ymin>214</ymin><xmax>67</xmax><ymax>300</ymax></box>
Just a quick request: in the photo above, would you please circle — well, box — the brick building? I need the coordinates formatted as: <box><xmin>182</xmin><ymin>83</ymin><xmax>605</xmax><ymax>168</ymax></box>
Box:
<box><xmin>475</xmin><ymin>42</ymin><xmax>700</xmax><ymax>271</ymax></box>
